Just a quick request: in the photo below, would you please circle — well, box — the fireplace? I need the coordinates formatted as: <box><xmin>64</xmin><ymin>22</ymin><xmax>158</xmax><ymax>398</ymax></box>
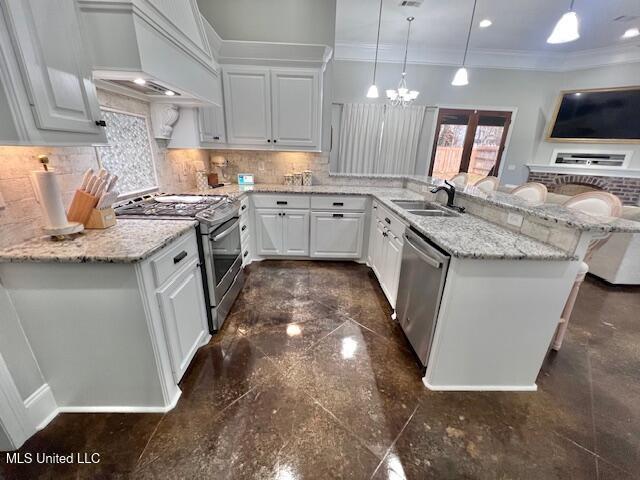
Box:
<box><xmin>527</xmin><ymin>171</ymin><xmax>640</xmax><ymax>205</ymax></box>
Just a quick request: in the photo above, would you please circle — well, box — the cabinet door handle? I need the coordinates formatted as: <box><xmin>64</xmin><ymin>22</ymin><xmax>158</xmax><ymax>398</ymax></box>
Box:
<box><xmin>267</xmin><ymin>139</ymin><xmax>271</xmax><ymax>143</ymax></box>
<box><xmin>243</xmin><ymin>250</ymin><xmax>249</xmax><ymax>258</ymax></box>
<box><xmin>173</xmin><ymin>251</ymin><xmax>188</xmax><ymax>264</ymax></box>
<box><xmin>95</xmin><ymin>120</ymin><xmax>106</xmax><ymax>127</ymax></box>
<box><xmin>273</xmin><ymin>139</ymin><xmax>277</xmax><ymax>143</ymax></box>
<box><xmin>241</xmin><ymin>225</ymin><xmax>247</xmax><ymax>231</ymax></box>
<box><xmin>213</xmin><ymin>136</ymin><xmax>220</xmax><ymax>140</ymax></box>
<box><xmin>276</xmin><ymin>201</ymin><xmax>288</xmax><ymax>205</ymax></box>
<box><xmin>332</xmin><ymin>213</ymin><xmax>344</xmax><ymax>218</ymax></box>
<box><xmin>332</xmin><ymin>202</ymin><xmax>344</xmax><ymax>206</ymax></box>
<box><xmin>385</xmin><ymin>217</ymin><xmax>391</xmax><ymax>225</ymax></box>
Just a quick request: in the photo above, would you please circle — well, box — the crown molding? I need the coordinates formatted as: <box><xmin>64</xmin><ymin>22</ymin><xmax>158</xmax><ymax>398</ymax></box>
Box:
<box><xmin>217</xmin><ymin>40</ymin><xmax>333</xmax><ymax>69</ymax></box>
<box><xmin>335</xmin><ymin>41</ymin><xmax>640</xmax><ymax>72</ymax></box>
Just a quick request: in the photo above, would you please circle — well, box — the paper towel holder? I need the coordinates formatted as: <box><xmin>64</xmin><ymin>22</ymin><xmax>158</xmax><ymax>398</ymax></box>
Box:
<box><xmin>32</xmin><ymin>156</ymin><xmax>84</xmax><ymax>237</ymax></box>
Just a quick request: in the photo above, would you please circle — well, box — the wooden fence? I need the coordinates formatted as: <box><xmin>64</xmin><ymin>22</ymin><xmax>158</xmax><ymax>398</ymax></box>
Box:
<box><xmin>432</xmin><ymin>146</ymin><xmax>500</xmax><ymax>178</ymax></box>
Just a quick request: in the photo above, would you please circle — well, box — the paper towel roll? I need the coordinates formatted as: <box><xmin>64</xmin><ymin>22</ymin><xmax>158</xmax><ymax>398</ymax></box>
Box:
<box><xmin>31</xmin><ymin>170</ymin><xmax>69</xmax><ymax>229</ymax></box>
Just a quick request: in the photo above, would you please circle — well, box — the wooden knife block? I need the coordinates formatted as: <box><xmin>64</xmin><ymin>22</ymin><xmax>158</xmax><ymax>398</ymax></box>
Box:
<box><xmin>67</xmin><ymin>190</ymin><xmax>98</xmax><ymax>225</ymax></box>
<box><xmin>85</xmin><ymin>207</ymin><xmax>116</xmax><ymax>229</ymax></box>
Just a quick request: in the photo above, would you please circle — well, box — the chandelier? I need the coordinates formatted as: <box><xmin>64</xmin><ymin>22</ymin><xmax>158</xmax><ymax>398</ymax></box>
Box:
<box><xmin>386</xmin><ymin>16</ymin><xmax>419</xmax><ymax>107</ymax></box>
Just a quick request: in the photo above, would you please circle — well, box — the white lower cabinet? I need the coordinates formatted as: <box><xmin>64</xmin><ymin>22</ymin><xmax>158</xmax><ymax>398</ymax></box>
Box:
<box><xmin>255</xmin><ymin>208</ymin><xmax>309</xmax><ymax>257</ymax></box>
<box><xmin>156</xmin><ymin>258</ymin><xmax>209</xmax><ymax>383</ymax></box>
<box><xmin>310</xmin><ymin>212</ymin><xmax>364</xmax><ymax>259</ymax></box>
<box><xmin>369</xmin><ymin>203</ymin><xmax>406</xmax><ymax>308</ymax></box>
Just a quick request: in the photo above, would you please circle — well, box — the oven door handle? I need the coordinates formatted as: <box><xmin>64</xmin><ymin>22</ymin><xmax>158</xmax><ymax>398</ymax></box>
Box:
<box><xmin>210</xmin><ymin>218</ymin><xmax>240</xmax><ymax>242</ymax></box>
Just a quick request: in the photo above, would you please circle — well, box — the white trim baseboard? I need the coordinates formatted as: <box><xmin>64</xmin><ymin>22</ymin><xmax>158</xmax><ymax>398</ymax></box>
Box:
<box><xmin>56</xmin><ymin>388</ymin><xmax>182</xmax><ymax>414</ymax></box>
<box><xmin>24</xmin><ymin>384</ymin><xmax>57</xmax><ymax>431</ymax></box>
<box><xmin>422</xmin><ymin>378</ymin><xmax>538</xmax><ymax>392</ymax></box>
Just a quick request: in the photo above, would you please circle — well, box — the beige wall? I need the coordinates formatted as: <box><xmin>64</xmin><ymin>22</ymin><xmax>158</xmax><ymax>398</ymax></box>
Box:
<box><xmin>0</xmin><ymin>89</ymin><xmax>207</xmax><ymax>249</ymax></box>
<box><xmin>209</xmin><ymin>150</ymin><xmax>330</xmax><ymax>185</ymax></box>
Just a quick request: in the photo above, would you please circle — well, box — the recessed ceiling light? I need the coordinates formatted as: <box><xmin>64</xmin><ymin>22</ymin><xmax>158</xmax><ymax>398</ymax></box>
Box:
<box><xmin>479</xmin><ymin>19</ymin><xmax>492</xmax><ymax>28</ymax></box>
<box><xmin>133</xmin><ymin>78</ymin><xmax>146</xmax><ymax>85</ymax></box>
<box><xmin>622</xmin><ymin>27</ymin><xmax>640</xmax><ymax>39</ymax></box>
<box><xmin>164</xmin><ymin>90</ymin><xmax>175</xmax><ymax>96</ymax></box>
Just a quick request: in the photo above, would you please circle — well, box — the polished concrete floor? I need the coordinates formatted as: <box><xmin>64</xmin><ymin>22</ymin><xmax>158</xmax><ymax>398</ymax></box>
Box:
<box><xmin>1</xmin><ymin>260</ymin><xmax>639</xmax><ymax>479</ymax></box>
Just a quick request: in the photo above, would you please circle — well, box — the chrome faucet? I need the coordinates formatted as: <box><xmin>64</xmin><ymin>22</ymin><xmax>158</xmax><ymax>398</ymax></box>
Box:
<box><xmin>430</xmin><ymin>180</ymin><xmax>465</xmax><ymax>213</ymax></box>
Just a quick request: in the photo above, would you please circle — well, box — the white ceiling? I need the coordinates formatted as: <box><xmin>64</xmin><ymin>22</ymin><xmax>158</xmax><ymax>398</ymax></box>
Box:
<box><xmin>335</xmin><ymin>0</ymin><xmax>640</xmax><ymax>70</ymax></box>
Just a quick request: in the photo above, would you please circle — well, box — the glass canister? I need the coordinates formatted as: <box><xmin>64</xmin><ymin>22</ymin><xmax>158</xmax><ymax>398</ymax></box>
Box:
<box><xmin>284</xmin><ymin>174</ymin><xmax>294</xmax><ymax>186</ymax></box>
<box><xmin>293</xmin><ymin>173</ymin><xmax>303</xmax><ymax>186</ymax></box>
<box><xmin>302</xmin><ymin>170</ymin><xmax>312</xmax><ymax>186</ymax></box>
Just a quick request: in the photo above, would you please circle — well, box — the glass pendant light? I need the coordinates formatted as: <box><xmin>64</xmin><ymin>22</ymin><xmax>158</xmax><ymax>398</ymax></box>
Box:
<box><xmin>386</xmin><ymin>17</ymin><xmax>419</xmax><ymax>106</ymax></box>
<box><xmin>366</xmin><ymin>0</ymin><xmax>384</xmax><ymax>98</ymax></box>
<box><xmin>451</xmin><ymin>0</ymin><xmax>477</xmax><ymax>87</ymax></box>
<box><xmin>547</xmin><ymin>0</ymin><xmax>580</xmax><ymax>44</ymax></box>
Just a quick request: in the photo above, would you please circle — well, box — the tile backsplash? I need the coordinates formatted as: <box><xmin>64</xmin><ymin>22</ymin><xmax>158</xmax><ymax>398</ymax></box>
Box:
<box><xmin>0</xmin><ymin>89</ymin><xmax>207</xmax><ymax>249</ymax></box>
<box><xmin>209</xmin><ymin>150</ymin><xmax>330</xmax><ymax>185</ymax></box>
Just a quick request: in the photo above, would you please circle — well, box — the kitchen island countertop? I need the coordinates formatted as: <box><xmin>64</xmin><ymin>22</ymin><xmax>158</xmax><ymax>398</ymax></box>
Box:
<box><xmin>0</xmin><ymin>219</ymin><xmax>197</xmax><ymax>263</ymax></box>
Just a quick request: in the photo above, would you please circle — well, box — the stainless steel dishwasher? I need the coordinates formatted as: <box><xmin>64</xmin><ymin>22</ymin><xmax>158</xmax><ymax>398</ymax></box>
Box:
<box><xmin>396</xmin><ymin>227</ymin><xmax>451</xmax><ymax>368</ymax></box>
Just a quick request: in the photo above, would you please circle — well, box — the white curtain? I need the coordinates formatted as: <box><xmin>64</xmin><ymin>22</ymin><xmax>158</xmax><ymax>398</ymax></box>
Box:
<box><xmin>378</xmin><ymin>105</ymin><xmax>426</xmax><ymax>174</ymax></box>
<box><xmin>337</xmin><ymin>103</ymin><xmax>385</xmax><ymax>173</ymax></box>
<box><xmin>337</xmin><ymin>103</ymin><xmax>426</xmax><ymax>175</ymax></box>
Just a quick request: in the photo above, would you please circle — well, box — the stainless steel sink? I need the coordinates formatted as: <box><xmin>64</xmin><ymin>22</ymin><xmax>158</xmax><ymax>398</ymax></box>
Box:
<box><xmin>391</xmin><ymin>200</ymin><xmax>457</xmax><ymax>217</ymax></box>
<box><xmin>406</xmin><ymin>209</ymin><xmax>453</xmax><ymax>217</ymax></box>
<box><xmin>392</xmin><ymin>200</ymin><xmax>434</xmax><ymax>210</ymax></box>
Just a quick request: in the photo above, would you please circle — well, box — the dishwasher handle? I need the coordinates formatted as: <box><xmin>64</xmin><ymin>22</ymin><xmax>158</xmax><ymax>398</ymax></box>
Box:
<box><xmin>404</xmin><ymin>233</ymin><xmax>442</xmax><ymax>269</ymax></box>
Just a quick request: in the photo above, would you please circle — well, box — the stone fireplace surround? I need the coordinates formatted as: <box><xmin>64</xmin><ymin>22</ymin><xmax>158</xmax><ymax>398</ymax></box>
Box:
<box><xmin>527</xmin><ymin>171</ymin><xmax>640</xmax><ymax>206</ymax></box>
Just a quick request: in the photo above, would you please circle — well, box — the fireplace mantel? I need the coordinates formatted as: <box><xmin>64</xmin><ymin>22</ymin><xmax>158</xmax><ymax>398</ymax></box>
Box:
<box><xmin>527</xmin><ymin>163</ymin><xmax>640</xmax><ymax>179</ymax></box>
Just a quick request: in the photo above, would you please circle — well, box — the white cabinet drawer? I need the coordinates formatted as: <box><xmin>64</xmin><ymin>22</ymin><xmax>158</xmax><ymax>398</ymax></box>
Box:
<box><xmin>310</xmin><ymin>212</ymin><xmax>364</xmax><ymax>259</ymax></box>
<box><xmin>310</xmin><ymin>196</ymin><xmax>367</xmax><ymax>211</ymax></box>
<box><xmin>150</xmin><ymin>230</ymin><xmax>199</xmax><ymax>287</ymax></box>
<box><xmin>253</xmin><ymin>194</ymin><xmax>310</xmax><ymax>209</ymax></box>
<box><xmin>239</xmin><ymin>215</ymin><xmax>250</xmax><ymax>236</ymax></box>
<box><xmin>239</xmin><ymin>195</ymin><xmax>250</xmax><ymax>216</ymax></box>
<box><xmin>375</xmin><ymin>204</ymin><xmax>406</xmax><ymax>240</ymax></box>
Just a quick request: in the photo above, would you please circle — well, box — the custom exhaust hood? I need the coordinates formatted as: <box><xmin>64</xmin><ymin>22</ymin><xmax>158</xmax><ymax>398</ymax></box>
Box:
<box><xmin>77</xmin><ymin>0</ymin><xmax>220</xmax><ymax>104</ymax></box>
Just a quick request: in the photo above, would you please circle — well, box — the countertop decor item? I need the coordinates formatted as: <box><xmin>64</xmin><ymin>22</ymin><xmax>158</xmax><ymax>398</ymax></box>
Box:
<box><xmin>302</xmin><ymin>170</ymin><xmax>312</xmax><ymax>186</ymax></box>
<box><xmin>284</xmin><ymin>174</ymin><xmax>294</xmax><ymax>186</ymax></box>
<box><xmin>31</xmin><ymin>155</ymin><xmax>84</xmax><ymax>237</ymax></box>
<box><xmin>293</xmin><ymin>173</ymin><xmax>303</xmax><ymax>186</ymax></box>
<box><xmin>238</xmin><ymin>173</ymin><xmax>255</xmax><ymax>186</ymax></box>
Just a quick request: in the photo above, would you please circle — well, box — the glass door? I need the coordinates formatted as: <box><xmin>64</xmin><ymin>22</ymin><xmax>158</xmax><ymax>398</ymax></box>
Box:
<box><xmin>429</xmin><ymin>109</ymin><xmax>512</xmax><ymax>183</ymax></box>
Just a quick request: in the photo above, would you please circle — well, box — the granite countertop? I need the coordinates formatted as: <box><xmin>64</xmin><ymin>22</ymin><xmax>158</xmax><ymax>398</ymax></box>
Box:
<box><xmin>0</xmin><ymin>219</ymin><xmax>198</xmax><ymax>264</ymax></box>
<box><xmin>335</xmin><ymin>174</ymin><xmax>640</xmax><ymax>234</ymax></box>
<box><xmin>188</xmin><ymin>184</ymin><xmax>574</xmax><ymax>261</ymax></box>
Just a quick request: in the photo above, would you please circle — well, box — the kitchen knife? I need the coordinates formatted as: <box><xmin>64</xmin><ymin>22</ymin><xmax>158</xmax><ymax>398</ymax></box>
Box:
<box><xmin>97</xmin><ymin>168</ymin><xmax>108</xmax><ymax>179</ymax></box>
<box><xmin>96</xmin><ymin>190</ymin><xmax>118</xmax><ymax>209</ymax></box>
<box><xmin>91</xmin><ymin>179</ymin><xmax>104</xmax><ymax>196</ymax></box>
<box><xmin>106</xmin><ymin>175</ymin><xmax>118</xmax><ymax>192</ymax></box>
<box><xmin>94</xmin><ymin>179</ymin><xmax>108</xmax><ymax>198</ymax></box>
<box><xmin>85</xmin><ymin>176</ymin><xmax>98</xmax><ymax>194</ymax></box>
<box><xmin>80</xmin><ymin>169</ymin><xmax>93</xmax><ymax>191</ymax></box>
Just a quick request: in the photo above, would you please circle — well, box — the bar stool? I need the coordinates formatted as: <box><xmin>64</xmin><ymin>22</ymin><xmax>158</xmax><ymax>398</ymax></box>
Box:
<box><xmin>551</xmin><ymin>191</ymin><xmax>623</xmax><ymax>350</ymax></box>
<box><xmin>449</xmin><ymin>173</ymin><xmax>469</xmax><ymax>188</ymax></box>
<box><xmin>474</xmin><ymin>176</ymin><xmax>500</xmax><ymax>193</ymax></box>
<box><xmin>511</xmin><ymin>182</ymin><xmax>547</xmax><ymax>204</ymax></box>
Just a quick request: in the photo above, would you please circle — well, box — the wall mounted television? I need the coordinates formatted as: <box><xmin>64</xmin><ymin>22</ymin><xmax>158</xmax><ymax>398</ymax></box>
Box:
<box><xmin>547</xmin><ymin>86</ymin><xmax>640</xmax><ymax>144</ymax></box>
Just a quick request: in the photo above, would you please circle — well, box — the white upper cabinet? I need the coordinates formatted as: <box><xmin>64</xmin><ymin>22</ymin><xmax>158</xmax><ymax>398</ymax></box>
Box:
<box><xmin>223</xmin><ymin>67</ymin><xmax>272</xmax><ymax>146</ymax></box>
<box><xmin>0</xmin><ymin>0</ymin><xmax>107</xmax><ymax>145</ymax></box>
<box><xmin>271</xmin><ymin>69</ymin><xmax>320</xmax><ymax>148</ymax></box>
<box><xmin>199</xmin><ymin>104</ymin><xmax>225</xmax><ymax>144</ymax></box>
<box><xmin>222</xmin><ymin>65</ymin><xmax>322</xmax><ymax>151</ymax></box>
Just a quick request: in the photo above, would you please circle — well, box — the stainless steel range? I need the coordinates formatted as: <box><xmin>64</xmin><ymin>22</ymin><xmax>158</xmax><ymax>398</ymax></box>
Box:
<box><xmin>114</xmin><ymin>194</ymin><xmax>245</xmax><ymax>332</ymax></box>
